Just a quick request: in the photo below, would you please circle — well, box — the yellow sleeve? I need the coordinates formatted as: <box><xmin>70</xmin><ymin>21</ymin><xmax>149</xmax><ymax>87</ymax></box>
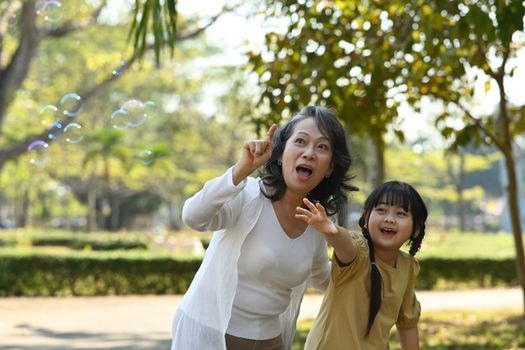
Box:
<box><xmin>331</xmin><ymin>231</ymin><xmax>369</xmax><ymax>287</ymax></box>
<box><xmin>396</xmin><ymin>258</ymin><xmax>421</xmax><ymax>329</ymax></box>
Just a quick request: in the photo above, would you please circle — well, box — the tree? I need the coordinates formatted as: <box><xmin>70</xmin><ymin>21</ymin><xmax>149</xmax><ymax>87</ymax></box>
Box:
<box><xmin>243</xmin><ymin>0</ymin><xmax>525</xmax><ymax>315</ymax></box>
<box><xmin>393</xmin><ymin>0</ymin><xmax>525</xmax><ymax>315</ymax></box>
<box><xmin>247</xmin><ymin>1</ymin><xmax>413</xmax><ymax>187</ymax></box>
<box><xmin>0</xmin><ymin>0</ymin><xmax>243</xmax><ymax>230</ymax></box>
<box><xmin>0</xmin><ymin>0</ymin><xmax>228</xmax><ymax>169</ymax></box>
<box><xmin>82</xmin><ymin>128</ymin><xmax>129</xmax><ymax>231</ymax></box>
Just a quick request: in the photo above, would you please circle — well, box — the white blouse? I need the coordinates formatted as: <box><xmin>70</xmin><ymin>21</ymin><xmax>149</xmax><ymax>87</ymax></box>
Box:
<box><xmin>227</xmin><ymin>198</ymin><xmax>327</xmax><ymax>339</ymax></box>
<box><xmin>171</xmin><ymin>167</ymin><xmax>330</xmax><ymax>350</ymax></box>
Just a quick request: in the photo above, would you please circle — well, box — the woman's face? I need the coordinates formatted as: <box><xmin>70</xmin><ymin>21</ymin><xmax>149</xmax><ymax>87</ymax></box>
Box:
<box><xmin>280</xmin><ymin>117</ymin><xmax>334</xmax><ymax>197</ymax></box>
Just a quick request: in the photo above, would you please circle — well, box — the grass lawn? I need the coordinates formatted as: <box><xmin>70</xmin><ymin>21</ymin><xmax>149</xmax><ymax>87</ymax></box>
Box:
<box><xmin>293</xmin><ymin>309</ymin><xmax>525</xmax><ymax>349</ymax></box>
<box><xmin>0</xmin><ymin>228</ymin><xmax>518</xmax><ymax>260</ymax></box>
<box><xmin>417</xmin><ymin>231</ymin><xmax>516</xmax><ymax>259</ymax></box>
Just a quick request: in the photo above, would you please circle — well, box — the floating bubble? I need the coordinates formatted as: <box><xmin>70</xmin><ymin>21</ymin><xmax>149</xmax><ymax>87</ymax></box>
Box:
<box><xmin>47</xmin><ymin>121</ymin><xmax>63</xmax><ymax>140</ymax></box>
<box><xmin>40</xmin><ymin>104</ymin><xmax>59</xmax><ymax>127</ymax></box>
<box><xmin>111</xmin><ymin>60</ymin><xmax>127</xmax><ymax>76</ymax></box>
<box><xmin>27</xmin><ymin>140</ymin><xmax>49</xmax><ymax>166</ymax></box>
<box><xmin>37</xmin><ymin>0</ymin><xmax>62</xmax><ymax>23</ymax></box>
<box><xmin>121</xmin><ymin>99</ymin><xmax>146</xmax><ymax>127</ymax></box>
<box><xmin>110</xmin><ymin>108</ymin><xmax>129</xmax><ymax>130</ymax></box>
<box><xmin>59</xmin><ymin>92</ymin><xmax>82</xmax><ymax>117</ymax></box>
<box><xmin>136</xmin><ymin>149</ymin><xmax>154</xmax><ymax>165</ymax></box>
<box><xmin>64</xmin><ymin>122</ymin><xmax>83</xmax><ymax>143</ymax></box>
<box><xmin>143</xmin><ymin>100</ymin><xmax>156</xmax><ymax>118</ymax></box>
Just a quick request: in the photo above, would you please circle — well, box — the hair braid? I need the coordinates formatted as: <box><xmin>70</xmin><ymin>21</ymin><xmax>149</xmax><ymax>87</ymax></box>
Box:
<box><xmin>362</xmin><ymin>228</ymin><xmax>382</xmax><ymax>337</ymax></box>
<box><xmin>409</xmin><ymin>224</ymin><xmax>426</xmax><ymax>256</ymax></box>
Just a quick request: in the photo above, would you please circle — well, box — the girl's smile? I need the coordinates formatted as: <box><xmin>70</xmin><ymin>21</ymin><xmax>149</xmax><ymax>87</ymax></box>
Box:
<box><xmin>367</xmin><ymin>202</ymin><xmax>417</xmax><ymax>263</ymax></box>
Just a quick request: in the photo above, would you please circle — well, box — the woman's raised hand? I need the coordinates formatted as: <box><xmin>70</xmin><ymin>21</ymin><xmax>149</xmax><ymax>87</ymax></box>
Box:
<box><xmin>232</xmin><ymin>124</ymin><xmax>277</xmax><ymax>185</ymax></box>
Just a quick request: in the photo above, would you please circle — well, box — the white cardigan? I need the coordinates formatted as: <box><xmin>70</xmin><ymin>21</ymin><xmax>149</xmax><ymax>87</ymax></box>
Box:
<box><xmin>171</xmin><ymin>167</ymin><xmax>330</xmax><ymax>350</ymax></box>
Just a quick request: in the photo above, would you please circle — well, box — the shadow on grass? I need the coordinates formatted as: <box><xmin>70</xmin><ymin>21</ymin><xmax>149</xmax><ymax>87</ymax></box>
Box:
<box><xmin>416</xmin><ymin>312</ymin><xmax>525</xmax><ymax>350</ymax></box>
<box><xmin>293</xmin><ymin>311</ymin><xmax>525</xmax><ymax>350</ymax></box>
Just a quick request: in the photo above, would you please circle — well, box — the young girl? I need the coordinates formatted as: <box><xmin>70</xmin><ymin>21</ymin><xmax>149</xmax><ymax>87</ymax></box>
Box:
<box><xmin>171</xmin><ymin>106</ymin><xmax>358</xmax><ymax>350</ymax></box>
<box><xmin>296</xmin><ymin>181</ymin><xmax>428</xmax><ymax>350</ymax></box>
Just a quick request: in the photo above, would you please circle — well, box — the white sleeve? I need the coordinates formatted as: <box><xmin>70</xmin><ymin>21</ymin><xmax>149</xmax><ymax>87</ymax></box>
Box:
<box><xmin>308</xmin><ymin>238</ymin><xmax>331</xmax><ymax>292</ymax></box>
<box><xmin>181</xmin><ymin>167</ymin><xmax>248</xmax><ymax>232</ymax></box>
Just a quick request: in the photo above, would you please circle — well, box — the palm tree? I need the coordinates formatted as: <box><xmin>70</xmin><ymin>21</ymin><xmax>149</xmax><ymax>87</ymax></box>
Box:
<box><xmin>82</xmin><ymin>128</ymin><xmax>129</xmax><ymax>231</ymax></box>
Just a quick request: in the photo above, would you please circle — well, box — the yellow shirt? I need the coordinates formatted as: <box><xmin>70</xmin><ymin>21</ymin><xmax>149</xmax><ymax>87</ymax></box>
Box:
<box><xmin>305</xmin><ymin>232</ymin><xmax>421</xmax><ymax>350</ymax></box>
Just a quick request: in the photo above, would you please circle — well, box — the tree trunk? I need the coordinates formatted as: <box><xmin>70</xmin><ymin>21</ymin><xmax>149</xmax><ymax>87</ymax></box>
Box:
<box><xmin>502</xmin><ymin>150</ymin><xmax>525</xmax><ymax>316</ymax></box>
<box><xmin>87</xmin><ymin>169</ymin><xmax>98</xmax><ymax>232</ymax></box>
<box><xmin>167</xmin><ymin>201</ymin><xmax>181</xmax><ymax>230</ymax></box>
<box><xmin>15</xmin><ymin>189</ymin><xmax>29</xmax><ymax>227</ymax></box>
<box><xmin>447</xmin><ymin>153</ymin><xmax>466</xmax><ymax>232</ymax></box>
<box><xmin>457</xmin><ymin>154</ymin><xmax>466</xmax><ymax>232</ymax></box>
<box><xmin>497</xmin><ymin>74</ymin><xmax>525</xmax><ymax>317</ymax></box>
<box><xmin>366</xmin><ymin>133</ymin><xmax>385</xmax><ymax>188</ymax></box>
<box><xmin>110</xmin><ymin>194</ymin><xmax>120</xmax><ymax>231</ymax></box>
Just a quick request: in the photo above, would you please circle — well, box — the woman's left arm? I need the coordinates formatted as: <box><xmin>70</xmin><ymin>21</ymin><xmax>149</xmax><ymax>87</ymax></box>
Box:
<box><xmin>397</xmin><ymin>325</ymin><xmax>419</xmax><ymax>350</ymax></box>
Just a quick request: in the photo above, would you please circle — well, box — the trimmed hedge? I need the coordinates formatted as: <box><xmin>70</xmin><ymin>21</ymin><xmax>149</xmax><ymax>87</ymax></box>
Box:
<box><xmin>0</xmin><ymin>254</ymin><xmax>201</xmax><ymax>296</ymax></box>
<box><xmin>30</xmin><ymin>238</ymin><xmax>148</xmax><ymax>251</ymax></box>
<box><xmin>0</xmin><ymin>235</ymin><xmax>149</xmax><ymax>251</ymax></box>
<box><xmin>416</xmin><ymin>258</ymin><xmax>517</xmax><ymax>289</ymax></box>
<box><xmin>0</xmin><ymin>254</ymin><xmax>518</xmax><ymax>296</ymax></box>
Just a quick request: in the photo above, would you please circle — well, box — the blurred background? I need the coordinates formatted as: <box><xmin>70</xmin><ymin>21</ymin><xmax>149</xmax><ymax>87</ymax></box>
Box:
<box><xmin>0</xmin><ymin>0</ymin><xmax>524</xmax><ymax>349</ymax></box>
<box><xmin>1</xmin><ymin>0</ymin><xmax>523</xmax><ymax>235</ymax></box>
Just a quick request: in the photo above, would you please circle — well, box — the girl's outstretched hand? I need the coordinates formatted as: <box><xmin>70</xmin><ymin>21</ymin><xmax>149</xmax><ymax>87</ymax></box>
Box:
<box><xmin>295</xmin><ymin>198</ymin><xmax>338</xmax><ymax>235</ymax></box>
<box><xmin>233</xmin><ymin>124</ymin><xmax>277</xmax><ymax>185</ymax></box>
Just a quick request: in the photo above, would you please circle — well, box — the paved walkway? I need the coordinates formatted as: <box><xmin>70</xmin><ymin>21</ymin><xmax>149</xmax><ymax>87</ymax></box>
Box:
<box><xmin>0</xmin><ymin>288</ymin><xmax>521</xmax><ymax>349</ymax></box>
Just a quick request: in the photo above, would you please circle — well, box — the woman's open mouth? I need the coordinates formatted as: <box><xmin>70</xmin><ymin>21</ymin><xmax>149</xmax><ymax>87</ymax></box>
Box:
<box><xmin>296</xmin><ymin>166</ymin><xmax>313</xmax><ymax>180</ymax></box>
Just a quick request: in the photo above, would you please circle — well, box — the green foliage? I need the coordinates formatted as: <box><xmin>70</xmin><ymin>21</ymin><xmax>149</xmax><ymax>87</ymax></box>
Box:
<box><xmin>0</xmin><ymin>230</ymin><xmax>520</xmax><ymax>295</ymax></box>
<box><xmin>417</xmin><ymin>258</ymin><xmax>516</xmax><ymax>290</ymax></box>
<box><xmin>248</xmin><ymin>0</ymin><xmax>403</xmax><ymax>142</ymax></box>
<box><xmin>129</xmin><ymin>0</ymin><xmax>178</xmax><ymax>62</ymax></box>
<box><xmin>0</xmin><ymin>230</ymin><xmax>150</xmax><ymax>250</ymax></box>
<box><xmin>0</xmin><ymin>250</ymin><xmax>200</xmax><ymax>296</ymax></box>
<box><xmin>0</xmin><ymin>1</ymin><xmax>257</xmax><ymax>231</ymax></box>
<box><xmin>30</xmin><ymin>238</ymin><xmax>147</xmax><ymax>251</ymax></box>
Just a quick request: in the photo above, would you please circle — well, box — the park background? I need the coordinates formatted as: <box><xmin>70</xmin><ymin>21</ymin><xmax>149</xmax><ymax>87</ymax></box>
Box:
<box><xmin>0</xmin><ymin>0</ymin><xmax>524</xmax><ymax>349</ymax></box>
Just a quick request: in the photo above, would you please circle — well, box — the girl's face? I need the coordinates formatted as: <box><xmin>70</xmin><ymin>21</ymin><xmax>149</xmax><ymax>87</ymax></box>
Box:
<box><xmin>366</xmin><ymin>200</ymin><xmax>417</xmax><ymax>253</ymax></box>
<box><xmin>280</xmin><ymin>117</ymin><xmax>334</xmax><ymax>197</ymax></box>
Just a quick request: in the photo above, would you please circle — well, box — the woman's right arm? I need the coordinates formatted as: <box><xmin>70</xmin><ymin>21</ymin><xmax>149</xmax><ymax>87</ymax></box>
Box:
<box><xmin>182</xmin><ymin>124</ymin><xmax>277</xmax><ymax>232</ymax></box>
<box><xmin>182</xmin><ymin>167</ymin><xmax>247</xmax><ymax>232</ymax></box>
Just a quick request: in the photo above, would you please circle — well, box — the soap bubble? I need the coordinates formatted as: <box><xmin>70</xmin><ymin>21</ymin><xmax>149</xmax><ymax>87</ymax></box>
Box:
<box><xmin>110</xmin><ymin>108</ymin><xmax>129</xmax><ymax>130</ymax></box>
<box><xmin>59</xmin><ymin>92</ymin><xmax>82</xmax><ymax>117</ymax></box>
<box><xmin>111</xmin><ymin>60</ymin><xmax>127</xmax><ymax>76</ymax></box>
<box><xmin>64</xmin><ymin>122</ymin><xmax>83</xmax><ymax>143</ymax></box>
<box><xmin>36</xmin><ymin>0</ymin><xmax>62</xmax><ymax>23</ymax></box>
<box><xmin>27</xmin><ymin>140</ymin><xmax>49</xmax><ymax>166</ymax></box>
<box><xmin>40</xmin><ymin>104</ymin><xmax>59</xmax><ymax>127</ymax></box>
<box><xmin>121</xmin><ymin>99</ymin><xmax>146</xmax><ymax>127</ymax></box>
<box><xmin>136</xmin><ymin>149</ymin><xmax>154</xmax><ymax>165</ymax></box>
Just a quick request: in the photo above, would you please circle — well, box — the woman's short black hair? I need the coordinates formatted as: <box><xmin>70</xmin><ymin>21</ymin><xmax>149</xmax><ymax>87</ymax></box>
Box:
<box><xmin>260</xmin><ymin>105</ymin><xmax>358</xmax><ymax>220</ymax></box>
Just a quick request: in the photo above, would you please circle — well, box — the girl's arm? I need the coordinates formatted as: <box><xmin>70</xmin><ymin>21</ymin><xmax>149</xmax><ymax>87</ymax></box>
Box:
<box><xmin>397</xmin><ymin>326</ymin><xmax>419</xmax><ymax>350</ymax></box>
<box><xmin>295</xmin><ymin>198</ymin><xmax>359</xmax><ymax>265</ymax></box>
